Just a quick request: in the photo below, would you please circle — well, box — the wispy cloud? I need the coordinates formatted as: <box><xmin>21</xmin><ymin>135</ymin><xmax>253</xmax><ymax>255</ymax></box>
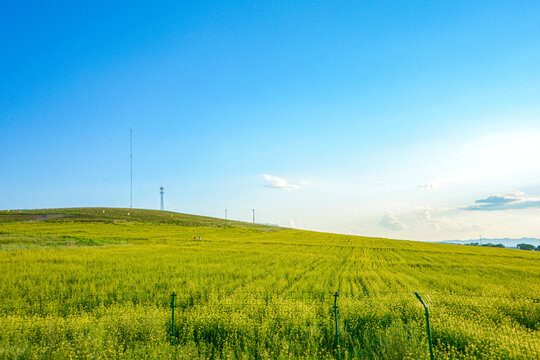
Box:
<box><xmin>465</xmin><ymin>191</ymin><xmax>540</xmax><ymax>211</ymax></box>
<box><xmin>286</xmin><ymin>219</ymin><xmax>296</xmax><ymax>228</ymax></box>
<box><xmin>413</xmin><ymin>206</ymin><xmax>479</xmax><ymax>231</ymax></box>
<box><xmin>413</xmin><ymin>206</ymin><xmax>433</xmax><ymax>222</ymax></box>
<box><xmin>263</xmin><ymin>174</ymin><xmax>301</xmax><ymax>191</ymax></box>
<box><xmin>275</xmin><ymin>219</ymin><xmax>297</xmax><ymax>228</ymax></box>
<box><xmin>418</xmin><ymin>182</ymin><xmax>440</xmax><ymax>191</ymax></box>
<box><xmin>348</xmin><ymin>225</ymin><xmax>363</xmax><ymax>235</ymax></box>
<box><xmin>379</xmin><ymin>211</ymin><xmax>407</xmax><ymax>231</ymax></box>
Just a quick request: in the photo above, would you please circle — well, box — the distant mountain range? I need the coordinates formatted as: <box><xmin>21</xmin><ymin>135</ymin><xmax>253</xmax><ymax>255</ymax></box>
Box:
<box><xmin>440</xmin><ymin>238</ymin><xmax>540</xmax><ymax>248</ymax></box>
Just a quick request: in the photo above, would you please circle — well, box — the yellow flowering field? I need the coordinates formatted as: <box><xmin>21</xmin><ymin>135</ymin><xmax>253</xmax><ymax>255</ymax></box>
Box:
<box><xmin>0</xmin><ymin>208</ymin><xmax>538</xmax><ymax>359</ymax></box>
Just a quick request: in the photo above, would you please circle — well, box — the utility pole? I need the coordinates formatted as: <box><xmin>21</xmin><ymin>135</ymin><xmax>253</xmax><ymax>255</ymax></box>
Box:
<box><xmin>225</xmin><ymin>209</ymin><xmax>227</xmax><ymax>220</ymax></box>
<box><xmin>160</xmin><ymin>186</ymin><xmax>165</xmax><ymax>211</ymax></box>
<box><xmin>252</xmin><ymin>209</ymin><xmax>255</xmax><ymax>224</ymax></box>
<box><xmin>130</xmin><ymin>128</ymin><xmax>133</xmax><ymax>208</ymax></box>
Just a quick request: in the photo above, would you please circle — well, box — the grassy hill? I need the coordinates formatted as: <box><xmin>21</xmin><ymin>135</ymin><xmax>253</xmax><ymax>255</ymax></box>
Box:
<box><xmin>0</xmin><ymin>207</ymin><xmax>277</xmax><ymax>229</ymax></box>
<box><xmin>0</xmin><ymin>208</ymin><xmax>538</xmax><ymax>359</ymax></box>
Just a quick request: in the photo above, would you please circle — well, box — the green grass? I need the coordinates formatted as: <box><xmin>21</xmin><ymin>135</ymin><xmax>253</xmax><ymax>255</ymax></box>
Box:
<box><xmin>0</xmin><ymin>208</ymin><xmax>538</xmax><ymax>359</ymax></box>
<box><xmin>0</xmin><ymin>208</ymin><xmax>279</xmax><ymax>230</ymax></box>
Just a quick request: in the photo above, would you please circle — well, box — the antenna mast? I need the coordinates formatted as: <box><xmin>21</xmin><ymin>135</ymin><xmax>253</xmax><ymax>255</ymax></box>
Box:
<box><xmin>160</xmin><ymin>186</ymin><xmax>165</xmax><ymax>211</ymax></box>
<box><xmin>130</xmin><ymin>128</ymin><xmax>133</xmax><ymax>208</ymax></box>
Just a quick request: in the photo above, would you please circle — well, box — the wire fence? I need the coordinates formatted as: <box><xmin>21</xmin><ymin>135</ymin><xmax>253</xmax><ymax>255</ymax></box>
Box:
<box><xmin>1</xmin><ymin>290</ymin><xmax>538</xmax><ymax>359</ymax></box>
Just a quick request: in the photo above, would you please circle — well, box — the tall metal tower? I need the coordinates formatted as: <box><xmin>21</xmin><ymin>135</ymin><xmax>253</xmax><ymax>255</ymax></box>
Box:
<box><xmin>130</xmin><ymin>128</ymin><xmax>133</xmax><ymax>208</ymax></box>
<box><xmin>160</xmin><ymin>186</ymin><xmax>165</xmax><ymax>211</ymax></box>
<box><xmin>252</xmin><ymin>208</ymin><xmax>255</xmax><ymax>224</ymax></box>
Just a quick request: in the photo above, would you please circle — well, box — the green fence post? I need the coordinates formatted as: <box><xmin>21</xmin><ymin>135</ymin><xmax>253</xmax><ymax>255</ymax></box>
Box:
<box><xmin>414</xmin><ymin>292</ymin><xmax>434</xmax><ymax>360</ymax></box>
<box><xmin>171</xmin><ymin>292</ymin><xmax>176</xmax><ymax>346</ymax></box>
<box><xmin>333</xmin><ymin>292</ymin><xmax>340</xmax><ymax>356</ymax></box>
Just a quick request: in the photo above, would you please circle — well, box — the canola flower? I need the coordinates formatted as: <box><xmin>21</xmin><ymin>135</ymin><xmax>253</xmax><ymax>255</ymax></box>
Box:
<box><xmin>0</xmin><ymin>208</ymin><xmax>538</xmax><ymax>359</ymax></box>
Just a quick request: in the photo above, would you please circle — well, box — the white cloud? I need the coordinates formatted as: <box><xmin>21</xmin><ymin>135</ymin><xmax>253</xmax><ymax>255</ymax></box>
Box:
<box><xmin>275</xmin><ymin>219</ymin><xmax>297</xmax><ymax>228</ymax></box>
<box><xmin>413</xmin><ymin>206</ymin><xmax>433</xmax><ymax>222</ymax></box>
<box><xmin>429</xmin><ymin>216</ymin><xmax>479</xmax><ymax>231</ymax></box>
<box><xmin>418</xmin><ymin>182</ymin><xmax>440</xmax><ymax>191</ymax></box>
<box><xmin>286</xmin><ymin>219</ymin><xmax>296</xmax><ymax>228</ymax></box>
<box><xmin>263</xmin><ymin>174</ymin><xmax>301</xmax><ymax>191</ymax></box>
<box><xmin>379</xmin><ymin>211</ymin><xmax>407</xmax><ymax>231</ymax></box>
<box><xmin>412</xmin><ymin>206</ymin><xmax>479</xmax><ymax>232</ymax></box>
<box><xmin>465</xmin><ymin>191</ymin><xmax>540</xmax><ymax>211</ymax></box>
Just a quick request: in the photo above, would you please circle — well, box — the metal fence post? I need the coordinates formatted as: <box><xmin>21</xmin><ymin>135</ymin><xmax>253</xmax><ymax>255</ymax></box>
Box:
<box><xmin>414</xmin><ymin>292</ymin><xmax>434</xmax><ymax>360</ymax></box>
<box><xmin>333</xmin><ymin>292</ymin><xmax>340</xmax><ymax>356</ymax></box>
<box><xmin>171</xmin><ymin>292</ymin><xmax>176</xmax><ymax>346</ymax></box>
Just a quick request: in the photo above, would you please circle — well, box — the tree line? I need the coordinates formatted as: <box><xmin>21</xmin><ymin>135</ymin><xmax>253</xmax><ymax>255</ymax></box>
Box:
<box><xmin>466</xmin><ymin>243</ymin><xmax>539</xmax><ymax>251</ymax></box>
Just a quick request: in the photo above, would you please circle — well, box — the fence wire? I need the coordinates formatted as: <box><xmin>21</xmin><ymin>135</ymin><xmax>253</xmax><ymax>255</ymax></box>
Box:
<box><xmin>1</xmin><ymin>291</ymin><xmax>538</xmax><ymax>360</ymax></box>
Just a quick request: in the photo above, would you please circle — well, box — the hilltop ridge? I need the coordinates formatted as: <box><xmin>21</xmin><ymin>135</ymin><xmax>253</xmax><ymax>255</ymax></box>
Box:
<box><xmin>0</xmin><ymin>207</ymin><xmax>280</xmax><ymax>231</ymax></box>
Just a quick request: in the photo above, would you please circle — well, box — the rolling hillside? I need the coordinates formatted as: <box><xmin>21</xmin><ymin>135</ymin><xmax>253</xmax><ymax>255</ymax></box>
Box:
<box><xmin>0</xmin><ymin>208</ymin><xmax>538</xmax><ymax>359</ymax></box>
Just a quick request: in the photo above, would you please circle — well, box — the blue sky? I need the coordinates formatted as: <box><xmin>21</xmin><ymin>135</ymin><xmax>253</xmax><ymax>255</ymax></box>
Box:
<box><xmin>1</xmin><ymin>1</ymin><xmax>539</xmax><ymax>240</ymax></box>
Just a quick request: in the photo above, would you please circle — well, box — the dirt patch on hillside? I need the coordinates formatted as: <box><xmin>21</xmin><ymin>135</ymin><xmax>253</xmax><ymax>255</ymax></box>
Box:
<box><xmin>0</xmin><ymin>214</ymin><xmax>68</xmax><ymax>223</ymax></box>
